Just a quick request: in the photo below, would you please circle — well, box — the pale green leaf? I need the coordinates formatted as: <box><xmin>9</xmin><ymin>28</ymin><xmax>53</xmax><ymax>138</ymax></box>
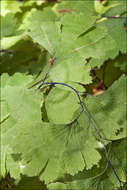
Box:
<box><xmin>1</xmin><ymin>73</ymin><xmax>42</xmax><ymax>132</ymax></box>
<box><xmin>0</xmin><ymin>13</ymin><xmax>24</xmax><ymax>48</ymax></box>
<box><xmin>24</xmin><ymin>8</ymin><xmax>115</xmax><ymax>58</ymax></box>
<box><xmin>45</xmin><ymin>87</ymin><xmax>81</xmax><ymax>124</ymax></box>
<box><xmin>84</xmin><ymin>75</ymin><xmax>126</xmax><ymax>140</ymax></box>
<box><xmin>0</xmin><ymin>145</ymin><xmax>8</xmax><ymax>178</ymax></box>
<box><xmin>1</xmin><ymin>73</ymin><xmax>33</xmax><ymax>88</ymax></box>
<box><xmin>60</xmin><ymin>12</ymin><xmax>97</xmax><ymax>38</ymax></box>
<box><xmin>99</xmin><ymin>18</ymin><xmax>127</xmax><ymax>54</ymax></box>
<box><xmin>50</xmin><ymin>56</ymin><xmax>92</xmax><ymax>89</ymax></box>
<box><xmin>1</xmin><ymin>0</ymin><xmax>22</xmax><ymax>16</ymax></box>
<box><xmin>94</xmin><ymin>0</ymin><xmax>119</xmax><ymax>15</ymax></box>
<box><xmin>105</xmin><ymin>0</ymin><xmax>127</xmax><ymax>16</ymax></box>
<box><xmin>48</xmin><ymin>138</ymin><xmax>126</xmax><ymax>190</ymax></box>
<box><xmin>55</xmin><ymin>0</ymin><xmax>94</xmax><ymax>15</ymax></box>
<box><xmin>8</xmin><ymin>120</ymin><xmax>102</xmax><ymax>183</ymax></box>
<box><xmin>1</xmin><ymin>36</ymin><xmax>23</xmax><ymax>49</ymax></box>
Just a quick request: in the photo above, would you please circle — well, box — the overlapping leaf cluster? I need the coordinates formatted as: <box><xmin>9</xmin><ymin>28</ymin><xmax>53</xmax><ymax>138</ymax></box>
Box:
<box><xmin>0</xmin><ymin>0</ymin><xmax>127</xmax><ymax>190</ymax></box>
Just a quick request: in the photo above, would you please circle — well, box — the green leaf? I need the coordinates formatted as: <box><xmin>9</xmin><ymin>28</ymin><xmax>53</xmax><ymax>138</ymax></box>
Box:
<box><xmin>89</xmin><ymin>56</ymin><xmax>107</xmax><ymax>68</ymax></box>
<box><xmin>24</xmin><ymin>8</ymin><xmax>116</xmax><ymax>87</ymax></box>
<box><xmin>8</xmin><ymin>121</ymin><xmax>102</xmax><ymax>183</ymax></box>
<box><xmin>48</xmin><ymin>25</ymin><xmax>115</xmax><ymax>87</ymax></box>
<box><xmin>0</xmin><ymin>0</ymin><xmax>22</xmax><ymax>16</ymax></box>
<box><xmin>4</xmin><ymin>87</ymin><xmax>42</xmax><ymax>123</ymax></box>
<box><xmin>59</xmin><ymin>125</ymin><xmax>101</xmax><ymax>174</ymax></box>
<box><xmin>105</xmin><ymin>0</ymin><xmax>127</xmax><ymax>17</ymax></box>
<box><xmin>0</xmin><ymin>13</ymin><xmax>19</xmax><ymax>39</ymax></box>
<box><xmin>1</xmin><ymin>1</ymin><xmax>126</xmax><ymax>188</ymax></box>
<box><xmin>0</xmin><ymin>72</ymin><xmax>42</xmax><ymax>131</ymax></box>
<box><xmin>3</xmin><ymin>75</ymin><xmax>125</xmax><ymax>183</ymax></box>
<box><xmin>99</xmin><ymin>18</ymin><xmax>127</xmax><ymax>55</ymax></box>
<box><xmin>50</xmin><ymin>56</ymin><xmax>92</xmax><ymax>89</ymax></box>
<box><xmin>1</xmin><ymin>73</ymin><xmax>103</xmax><ymax>182</ymax></box>
<box><xmin>45</xmin><ymin>87</ymin><xmax>81</xmax><ymax>124</ymax></box>
<box><xmin>25</xmin><ymin>10</ymin><xmax>115</xmax><ymax>59</ymax></box>
<box><xmin>97</xmin><ymin>0</ymin><xmax>127</xmax><ymax>55</ymax></box>
<box><xmin>35</xmin><ymin>21</ymin><xmax>115</xmax><ymax>85</ymax></box>
<box><xmin>0</xmin><ymin>144</ymin><xmax>21</xmax><ymax>180</ymax></box>
<box><xmin>6</xmin><ymin>153</ymin><xmax>22</xmax><ymax>181</ymax></box>
<box><xmin>1</xmin><ymin>73</ymin><xmax>43</xmax><ymax>180</ymax></box>
<box><xmin>23</xmin><ymin>8</ymin><xmax>58</xmax><ymax>55</ymax></box>
<box><xmin>0</xmin><ymin>145</ymin><xmax>8</xmax><ymax>178</ymax></box>
<box><xmin>84</xmin><ymin>75</ymin><xmax>126</xmax><ymax>140</ymax></box>
<box><xmin>0</xmin><ymin>13</ymin><xmax>24</xmax><ymax>49</ymax></box>
<box><xmin>94</xmin><ymin>0</ymin><xmax>119</xmax><ymax>15</ymax></box>
<box><xmin>1</xmin><ymin>73</ymin><xmax>33</xmax><ymax>88</ymax></box>
<box><xmin>48</xmin><ymin>138</ymin><xmax>126</xmax><ymax>190</ymax></box>
<box><xmin>60</xmin><ymin>12</ymin><xmax>97</xmax><ymax>38</ymax></box>
<box><xmin>1</xmin><ymin>36</ymin><xmax>24</xmax><ymax>50</ymax></box>
<box><xmin>55</xmin><ymin>0</ymin><xmax>94</xmax><ymax>15</ymax></box>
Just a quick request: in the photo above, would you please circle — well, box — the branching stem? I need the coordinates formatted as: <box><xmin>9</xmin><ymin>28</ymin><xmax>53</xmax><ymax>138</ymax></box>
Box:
<box><xmin>29</xmin><ymin>55</ymin><xmax>123</xmax><ymax>188</ymax></box>
<box><xmin>37</xmin><ymin>81</ymin><xmax>123</xmax><ymax>189</ymax></box>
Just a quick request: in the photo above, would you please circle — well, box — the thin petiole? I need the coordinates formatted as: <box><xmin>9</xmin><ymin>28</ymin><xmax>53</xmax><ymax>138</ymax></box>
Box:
<box><xmin>68</xmin><ymin>109</ymin><xmax>84</xmax><ymax>125</ymax></box>
<box><xmin>29</xmin><ymin>63</ymin><xmax>53</xmax><ymax>89</ymax></box>
<box><xmin>38</xmin><ymin>81</ymin><xmax>123</xmax><ymax>190</ymax></box>
<box><xmin>29</xmin><ymin>60</ymin><xmax>123</xmax><ymax>189</ymax></box>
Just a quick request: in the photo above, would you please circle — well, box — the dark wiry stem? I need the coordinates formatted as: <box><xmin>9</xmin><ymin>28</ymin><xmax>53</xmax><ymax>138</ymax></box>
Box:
<box><xmin>37</xmin><ymin>81</ymin><xmax>123</xmax><ymax>189</ymax></box>
<box><xmin>29</xmin><ymin>57</ymin><xmax>55</xmax><ymax>89</ymax></box>
<box><xmin>29</xmin><ymin>58</ymin><xmax>123</xmax><ymax>189</ymax></box>
<box><xmin>28</xmin><ymin>64</ymin><xmax>52</xmax><ymax>89</ymax></box>
<box><xmin>83</xmin><ymin>103</ymin><xmax>123</xmax><ymax>190</ymax></box>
